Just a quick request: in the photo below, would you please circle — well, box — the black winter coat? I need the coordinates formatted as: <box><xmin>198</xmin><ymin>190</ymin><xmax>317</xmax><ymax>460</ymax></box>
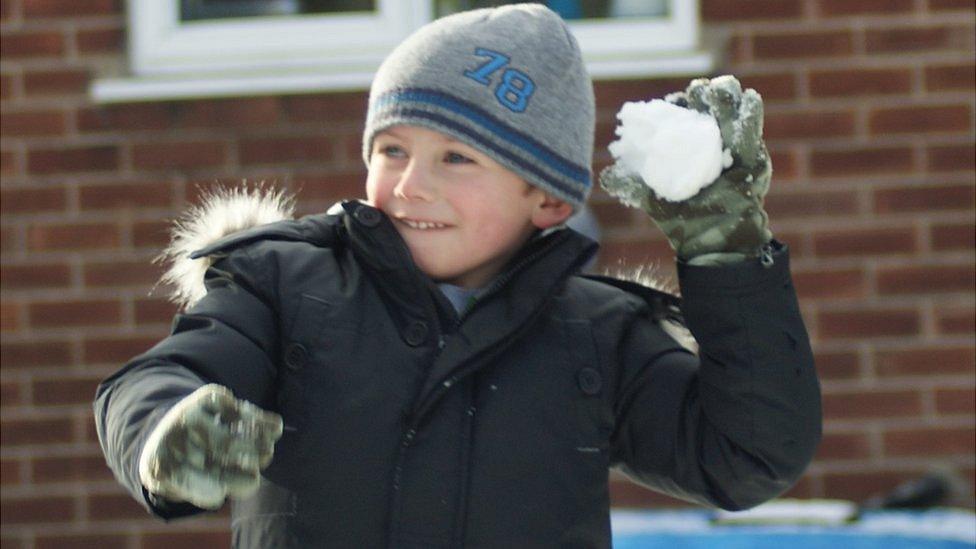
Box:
<box><xmin>94</xmin><ymin>200</ymin><xmax>821</xmax><ymax>548</ymax></box>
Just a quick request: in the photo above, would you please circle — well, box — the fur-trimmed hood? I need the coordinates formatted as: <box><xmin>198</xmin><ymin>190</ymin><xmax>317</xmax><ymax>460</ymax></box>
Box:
<box><xmin>155</xmin><ymin>185</ymin><xmax>295</xmax><ymax>310</ymax></box>
<box><xmin>153</xmin><ymin>186</ymin><xmax>696</xmax><ymax>352</ymax></box>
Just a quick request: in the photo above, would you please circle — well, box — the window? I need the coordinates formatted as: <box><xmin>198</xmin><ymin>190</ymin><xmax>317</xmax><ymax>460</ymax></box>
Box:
<box><xmin>92</xmin><ymin>0</ymin><xmax>711</xmax><ymax>103</ymax></box>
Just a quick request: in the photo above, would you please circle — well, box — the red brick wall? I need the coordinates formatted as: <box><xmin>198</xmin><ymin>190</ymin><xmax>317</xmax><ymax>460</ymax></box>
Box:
<box><xmin>2</xmin><ymin>0</ymin><xmax>974</xmax><ymax>545</ymax></box>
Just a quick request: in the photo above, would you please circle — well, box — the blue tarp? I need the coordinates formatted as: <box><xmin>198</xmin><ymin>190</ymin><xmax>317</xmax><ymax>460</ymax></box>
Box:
<box><xmin>611</xmin><ymin>509</ymin><xmax>976</xmax><ymax>548</ymax></box>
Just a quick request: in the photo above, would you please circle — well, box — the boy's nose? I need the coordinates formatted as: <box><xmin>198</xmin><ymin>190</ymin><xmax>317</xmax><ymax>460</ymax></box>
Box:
<box><xmin>394</xmin><ymin>161</ymin><xmax>436</xmax><ymax>202</ymax></box>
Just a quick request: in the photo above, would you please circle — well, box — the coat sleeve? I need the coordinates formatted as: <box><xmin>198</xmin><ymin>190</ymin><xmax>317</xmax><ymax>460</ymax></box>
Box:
<box><xmin>93</xmin><ymin>246</ymin><xmax>281</xmax><ymax>519</ymax></box>
<box><xmin>609</xmin><ymin>241</ymin><xmax>822</xmax><ymax>510</ymax></box>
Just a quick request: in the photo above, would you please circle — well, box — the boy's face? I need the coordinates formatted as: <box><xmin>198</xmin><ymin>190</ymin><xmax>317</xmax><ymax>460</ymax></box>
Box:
<box><xmin>366</xmin><ymin>125</ymin><xmax>566</xmax><ymax>288</ymax></box>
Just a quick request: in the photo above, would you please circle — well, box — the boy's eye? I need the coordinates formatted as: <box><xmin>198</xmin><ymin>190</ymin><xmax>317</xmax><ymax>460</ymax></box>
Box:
<box><xmin>445</xmin><ymin>151</ymin><xmax>473</xmax><ymax>164</ymax></box>
<box><xmin>379</xmin><ymin>144</ymin><xmax>406</xmax><ymax>158</ymax></box>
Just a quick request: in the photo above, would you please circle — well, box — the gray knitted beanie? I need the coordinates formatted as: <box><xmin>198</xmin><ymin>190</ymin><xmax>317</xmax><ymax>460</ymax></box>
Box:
<box><xmin>362</xmin><ymin>3</ymin><xmax>595</xmax><ymax>209</ymax></box>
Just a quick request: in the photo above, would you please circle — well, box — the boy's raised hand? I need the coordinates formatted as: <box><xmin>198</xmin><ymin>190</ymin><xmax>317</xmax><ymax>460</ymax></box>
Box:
<box><xmin>600</xmin><ymin>75</ymin><xmax>774</xmax><ymax>265</ymax></box>
<box><xmin>138</xmin><ymin>384</ymin><xmax>283</xmax><ymax>509</ymax></box>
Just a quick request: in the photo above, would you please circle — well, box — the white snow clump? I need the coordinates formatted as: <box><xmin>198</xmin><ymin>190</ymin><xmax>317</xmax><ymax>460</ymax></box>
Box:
<box><xmin>607</xmin><ymin>100</ymin><xmax>732</xmax><ymax>202</ymax></box>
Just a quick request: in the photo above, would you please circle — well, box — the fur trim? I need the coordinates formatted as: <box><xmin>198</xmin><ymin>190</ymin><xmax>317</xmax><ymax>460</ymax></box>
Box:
<box><xmin>154</xmin><ymin>185</ymin><xmax>295</xmax><ymax>311</ymax></box>
<box><xmin>605</xmin><ymin>264</ymin><xmax>699</xmax><ymax>354</ymax></box>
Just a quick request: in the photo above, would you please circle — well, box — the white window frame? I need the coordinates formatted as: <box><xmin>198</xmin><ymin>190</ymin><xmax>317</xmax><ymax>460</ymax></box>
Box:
<box><xmin>92</xmin><ymin>0</ymin><xmax>712</xmax><ymax>103</ymax></box>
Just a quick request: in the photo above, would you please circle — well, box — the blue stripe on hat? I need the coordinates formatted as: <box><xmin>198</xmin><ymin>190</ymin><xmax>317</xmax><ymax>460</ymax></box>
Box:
<box><xmin>373</xmin><ymin>109</ymin><xmax>586</xmax><ymax>204</ymax></box>
<box><xmin>372</xmin><ymin>88</ymin><xmax>591</xmax><ymax>189</ymax></box>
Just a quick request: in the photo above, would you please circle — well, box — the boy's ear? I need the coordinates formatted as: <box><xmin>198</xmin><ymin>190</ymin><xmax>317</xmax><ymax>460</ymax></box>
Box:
<box><xmin>531</xmin><ymin>193</ymin><xmax>574</xmax><ymax>229</ymax></box>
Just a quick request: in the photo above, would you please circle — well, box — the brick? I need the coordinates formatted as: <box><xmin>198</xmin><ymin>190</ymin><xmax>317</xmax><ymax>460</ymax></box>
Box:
<box><xmin>176</xmin><ymin>97</ymin><xmax>281</xmax><ymax>128</ymax></box>
<box><xmin>822</xmin><ymin>470</ymin><xmax>922</xmax><ymax>502</ymax></box>
<box><xmin>29</xmin><ymin>299</ymin><xmax>122</xmax><ymax>328</ymax></box>
<box><xmin>83</xmin><ymin>259</ymin><xmax>163</xmax><ymax>287</ymax></box>
<box><xmin>78</xmin><ymin>181</ymin><xmax>172</xmax><ymax>210</ymax></box>
<box><xmin>737</xmin><ymin>73</ymin><xmax>797</xmax><ymax>102</ymax></box>
<box><xmin>36</xmin><ymin>534</ymin><xmax>130</xmax><ymax>549</ymax></box>
<box><xmin>819</xmin><ymin>0</ymin><xmax>915</xmax><ymax>16</ymax></box>
<box><xmin>281</xmin><ymin>91</ymin><xmax>369</xmax><ymax>124</ymax></box>
<box><xmin>1</xmin><ymin>381</ymin><xmax>21</xmax><ymax>407</ymax></box>
<box><xmin>239</xmin><ymin>135</ymin><xmax>333</xmax><ymax>165</ymax></box>
<box><xmin>817</xmin><ymin>308</ymin><xmax>920</xmax><ymax>339</ymax></box>
<box><xmin>87</xmin><ymin>492</ymin><xmax>149</xmax><ymax>521</ymax></box>
<box><xmin>0</xmin><ymin>30</ymin><xmax>65</xmax><ymax>58</ymax></box>
<box><xmin>23</xmin><ymin>0</ymin><xmax>120</xmax><ymax>18</ymax></box>
<box><xmin>0</xmin><ymin>186</ymin><xmax>67</xmax><ymax>213</ymax></box>
<box><xmin>876</xmin><ymin>346</ymin><xmax>975</xmax><ymax>376</ymax></box>
<box><xmin>884</xmin><ymin>427</ymin><xmax>975</xmax><ymax>456</ymax></box>
<box><xmin>0</xmin><ymin>496</ymin><xmax>74</xmax><ymax>524</ymax></box>
<box><xmin>76</xmin><ymin>27</ymin><xmax>124</xmax><ymax>53</ymax></box>
<box><xmin>142</xmin><ymin>531</ymin><xmax>232</xmax><ymax>549</ymax></box>
<box><xmin>814</xmin><ymin>351</ymin><xmax>861</xmax><ymax>379</ymax></box>
<box><xmin>1</xmin><ymin>72</ymin><xmax>16</xmax><ymax>101</ymax></box>
<box><xmin>816</xmin><ymin>431</ymin><xmax>872</xmax><ymax>460</ymax></box>
<box><xmin>1</xmin><ymin>149</ymin><xmax>19</xmax><ymax>177</ymax></box>
<box><xmin>31</xmin><ymin>454</ymin><xmax>114</xmax><ymax>483</ymax></box>
<box><xmin>0</xmin><ymin>417</ymin><xmax>74</xmax><ymax>446</ymax></box>
<box><xmin>765</xmin><ymin>111</ymin><xmax>856</xmax><ymax>140</ymax></box>
<box><xmin>78</xmin><ymin>103</ymin><xmax>174</xmax><ymax>132</ymax></box>
<box><xmin>83</xmin><ymin>335</ymin><xmax>158</xmax><ymax>364</ymax></box>
<box><xmin>768</xmin><ymin>149</ymin><xmax>798</xmax><ymax>180</ymax></box>
<box><xmin>27</xmin><ymin>222</ymin><xmax>119</xmax><ymax>251</ymax></box>
<box><xmin>935</xmin><ymin>387</ymin><xmax>976</xmax><ymax>415</ymax></box>
<box><xmin>822</xmin><ymin>389</ymin><xmax>923</xmax><ymax>418</ymax></box>
<box><xmin>0</xmin><ymin>340</ymin><xmax>72</xmax><ymax>368</ymax></box>
<box><xmin>932</xmin><ymin>222</ymin><xmax>975</xmax><ymax>251</ymax></box>
<box><xmin>926</xmin><ymin>62</ymin><xmax>976</xmax><ymax>91</ymax></box>
<box><xmin>869</xmin><ymin>105</ymin><xmax>971</xmax><ymax>134</ymax></box>
<box><xmin>810</xmin><ymin>68</ymin><xmax>914</xmax><ymax>98</ymax></box>
<box><xmin>936</xmin><ymin>306</ymin><xmax>976</xmax><ymax>335</ymax></box>
<box><xmin>23</xmin><ymin>68</ymin><xmax>89</xmax><ymax>96</ymax></box>
<box><xmin>28</xmin><ymin>145</ymin><xmax>119</xmax><ymax>174</ymax></box>
<box><xmin>810</xmin><ymin>146</ymin><xmax>914</xmax><ymax>177</ymax></box>
<box><xmin>134</xmin><ymin>297</ymin><xmax>179</xmax><ymax>325</ymax></box>
<box><xmin>792</xmin><ymin>268</ymin><xmax>866</xmax><ymax>299</ymax></box>
<box><xmin>1</xmin><ymin>263</ymin><xmax>72</xmax><ymax>289</ymax></box>
<box><xmin>593</xmin><ymin>77</ymin><xmax>692</xmax><ymax>111</ymax></box>
<box><xmin>865</xmin><ymin>26</ymin><xmax>965</xmax><ymax>53</ymax></box>
<box><xmin>927</xmin><ymin>143</ymin><xmax>976</xmax><ymax>171</ymax></box>
<box><xmin>753</xmin><ymin>31</ymin><xmax>854</xmax><ymax>59</ymax></box>
<box><xmin>32</xmin><ymin>375</ymin><xmax>103</xmax><ymax>405</ymax></box>
<box><xmin>2</xmin><ymin>301</ymin><xmax>22</xmax><ymax>331</ymax></box>
<box><xmin>131</xmin><ymin>141</ymin><xmax>225</xmax><ymax>170</ymax></box>
<box><xmin>813</xmin><ymin>227</ymin><xmax>917</xmax><ymax>257</ymax></box>
<box><xmin>877</xmin><ymin>264</ymin><xmax>975</xmax><ymax>295</ymax></box>
<box><xmin>1</xmin><ymin>110</ymin><xmax>66</xmax><ymax>137</ymax></box>
<box><xmin>764</xmin><ymin>189</ymin><xmax>859</xmax><ymax>218</ymax></box>
<box><xmin>1</xmin><ymin>457</ymin><xmax>21</xmax><ymax>484</ymax></box>
<box><xmin>929</xmin><ymin>0</ymin><xmax>976</xmax><ymax>9</ymax></box>
<box><xmin>290</xmin><ymin>172</ymin><xmax>366</xmax><ymax>204</ymax></box>
<box><xmin>701</xmin><ymin>0</ymin><xmax>803</xmax><ymax>20</ymax></box>
<box><xmin>133</xmin><ymin>220</ymin><xmax>172</xmax><ymax>248</ymax></box>
<box><xmin>874</xmin><ymin>184</ymin><xmax>975</xmax><ymax>213</ymax></box>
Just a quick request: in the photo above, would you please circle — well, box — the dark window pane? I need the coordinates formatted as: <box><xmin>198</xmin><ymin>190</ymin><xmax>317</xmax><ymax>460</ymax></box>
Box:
<box><xmin>434</xmin><ymin>0</ymin><xmax>668</xmax><ymax>20</ymax></box>
<box><xmin>181</xmin><ymin>0</ymin><xmax>376</xmax><ymax>22</ymax></box>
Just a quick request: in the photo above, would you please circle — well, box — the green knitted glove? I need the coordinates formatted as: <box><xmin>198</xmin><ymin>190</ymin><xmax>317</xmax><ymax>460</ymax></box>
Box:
<box><xmin>600</xmin><ymin>75</ymin><xmax>774</xmax><ymax>266</ymax></box>
<box><xmin>138</xmin><ymin>384</ymin><xmax>283</xmax><ymax>509</ymax></box>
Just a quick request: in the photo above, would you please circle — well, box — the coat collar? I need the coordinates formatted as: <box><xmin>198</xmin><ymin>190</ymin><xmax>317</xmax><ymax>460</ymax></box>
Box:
<box><xmin>336</xmin><ymin>200</ymin><xmax>599</xmax><ymax>421</ymax></box>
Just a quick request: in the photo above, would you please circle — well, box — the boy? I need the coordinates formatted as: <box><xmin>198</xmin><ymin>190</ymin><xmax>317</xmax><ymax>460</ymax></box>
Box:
<box><xmin>94</xmin><ymin>4</ymin><xmax>821</xmax><ymax>548</ymax></box>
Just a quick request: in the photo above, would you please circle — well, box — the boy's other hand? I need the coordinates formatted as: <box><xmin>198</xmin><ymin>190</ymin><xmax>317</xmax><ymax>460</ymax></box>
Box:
<box><xmin>600</xmin><ymin>75</ymin><xmax>773</xmax><ymax>265</ymax></box>
<box><xmin>138</xmin><ymin>384</ymin><xmax>283</xmax><ymax>509</ymax></box>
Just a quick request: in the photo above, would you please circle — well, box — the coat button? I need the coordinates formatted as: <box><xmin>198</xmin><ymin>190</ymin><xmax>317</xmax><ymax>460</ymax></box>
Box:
<box><xmin>284</xmin><ymin>343</ymin><xmax>308</xmax><ymax>371</ymax></box>
<box><xmin>577</xmin><ymin>368</ymin><xmax>602</xmax><ymax>395</ymax></box>
<box><xmin>403</xmin><ymin>321</ymin><xmax>428</xmax><ymax>347</ymax></box>
<box><xmin>354</xmin><ymin>207</ymin><xmax>382</xmax><ymax>227</ymax></box>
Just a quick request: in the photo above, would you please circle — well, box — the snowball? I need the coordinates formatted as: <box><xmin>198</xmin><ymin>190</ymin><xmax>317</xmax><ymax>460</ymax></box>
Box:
<box><xmin>607</xmin><ymin>100</ymin><xmax>731</xmax><ymax>202</ymax></box>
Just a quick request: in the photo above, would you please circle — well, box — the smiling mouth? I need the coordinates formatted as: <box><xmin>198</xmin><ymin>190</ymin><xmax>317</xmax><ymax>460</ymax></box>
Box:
<box><xmin>399</xmin><ymin>218</ymin><xmax>450</xmax><ymax>230</ymax></box>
